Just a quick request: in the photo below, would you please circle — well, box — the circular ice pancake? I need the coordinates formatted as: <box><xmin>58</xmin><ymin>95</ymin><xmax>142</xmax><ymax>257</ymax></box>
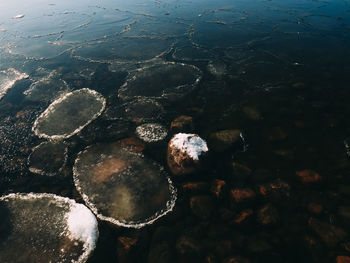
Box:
<box><xmin>118</xmin><ymin>62</ymin><xmax>202</xmax><ymax>101</ymax></box>
<box><xmin>28</xmin><ymin>141</ymin><xmax>68</xmax><ymax>176</ymax></box>
<box><xmin>0</xmin><ymin>193</ymin><xmax>98</xmax><ymax>263</ymax></box>
<box><xmin>73</xmin><ymin>142</ymin><xmax>176</xmax><ymax>228</ymax></box>
<box><xmin>32</xmin><ymin>88</ymin><xmax>106</xmax><ymax>140</ymax></box>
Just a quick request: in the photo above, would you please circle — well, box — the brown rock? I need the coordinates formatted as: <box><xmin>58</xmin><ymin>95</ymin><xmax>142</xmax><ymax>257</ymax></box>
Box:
<box><xmin>259</xmin><ymin>179</ymin><xmax>290</xmax><ymax>197</ymax></box>
<box><xmin>267</xmin><ymin>127</ymin><xmax>287</xmax><ymax>141</ymax></box>
<box><xmin>118</xmin><ymin>236</ymin><xmax>139</xmax><ymax>250</ymax></box>
<box><xmin>234</xmin><ymin>209</ymin><xmax>253</xmax><ymax>224</ymax></box>
<box><xmin>190</xmin><ymin>195</ymin><xmax>214</xmax><ymax>220</ymax></box>
<box><xmin>296</xmin><ymin>169</ymin><xmax>322</xmax><ymax>183</ymax></box>
<box><xmin>223</xmin><ymin>256</ymin><xmax>250</xmax><ymax>263</ymax></box>
<box><xmin>176</xmin><ymin>236</ymin><xmax>202</xmax><ymax>257</ymax></box>
<box><xmin>257</xmin><ymin>203</ymin><xmax>279</xmax><ymax>225</ymax></box>
<box><xmin>210</xmin><ymin>179</ymin><xmax>226</xmax><ymax>198</ymax></box>
<box><xmin>337</xmin><ymin>256</ymin><xmax>350</xmax><ymax>263</ymax></box>
<box><xmin>307</xmin><ymin>202</ymin><xmax>323</xmax><ymax>215</ymax></box>
<box><xmin>182</xmin><ymin>182</ymin><xmax>209</xmax><ymax>192</ymax></box>
<box><xmin>308</xmin><ymin>217</ymin><xmax>347</xmax><ymax>247</ymax></box>
<box><xmin>232</xmin><ymin>162</ymin><xmax>251</xmax><ymax>177</ymax></box>
<box><xmin>209</xmin><ymin>129</ymin><xmax>241</xmax><ymax>152</ymax></box>
<box><xmin>117</xmin><ymin>235</ymin><xmax>139</xmax><ymax>263</ymax></box>
<box><xmin>170</xmin><ymin>115</ymin><xmax>194</xmax><ymax>133</ymax></box>
<box><xmin>230</xmin><ymin>188</ymin><xmax>255</xmax><ymax>203</ymax></box>
<box><xmin>167</xmin><ymin>133</ymin><xmax>208</xmax><ymax>176</ymax></box>
<box><xmin>242</xmin><ymin>106</ymin><xmax>261</xmax><ymax>120</ymax></box>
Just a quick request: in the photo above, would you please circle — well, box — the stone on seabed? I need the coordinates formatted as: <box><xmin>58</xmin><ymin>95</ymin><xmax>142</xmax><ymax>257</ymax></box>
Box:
<box><xmin>167</xmin><ymin>133</ymin><xmax>208</xmax><ymax>176</ymax></box>
<box><xmin>170</xmin><ymin>115</ymin><xmax>194</xmax><ymax>133</ymax></box>
<box><xmin>296</xmin><ymin>169</ymin><xmax>322</xmax><ymax>183</ymax></box>
<box><xmin>337</xmin><ymin>256</ymin><xmax>350</xmax><ymax>263</ymax></box>
<box><xmin>190</xmin><ymin>195</ymin><xmax>214</xmax><ymax>220</ymax></box>
<box><xmin>209</xmin><ymin>129</ymin><xmax>241</xmax><ymax>152</ymax></box>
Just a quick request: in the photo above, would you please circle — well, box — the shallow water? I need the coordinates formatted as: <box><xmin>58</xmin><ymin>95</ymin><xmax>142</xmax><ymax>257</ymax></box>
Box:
<box><xmin>0</xmin><ymin>0</ymin><xmax>350</xmax><ymax>262</ymax></box>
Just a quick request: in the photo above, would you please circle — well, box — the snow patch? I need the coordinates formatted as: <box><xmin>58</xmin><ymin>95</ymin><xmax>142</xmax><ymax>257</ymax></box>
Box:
<box><xmin>170</xmin><ymin>133</ymin><xmax>208</xmax><ymax>160</ymax></box>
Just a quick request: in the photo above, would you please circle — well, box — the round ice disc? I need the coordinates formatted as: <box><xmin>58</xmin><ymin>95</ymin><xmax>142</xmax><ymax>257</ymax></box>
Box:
<box><xmin>32</xmin><ymin>88</ymin><xmax>106</xmax><ymax>140</ymax></box>
<box><xmin>118</xmin><ymin>62</ymin><xmax>202</xmax><ymax>101</ymax></box>
<box><xmin>73</xmin><ymin>142</ymin><xmax>176</xmax><ymax>228</ymax></box>
<box><xmin>0</xmin><ymin>193</ymin><xmax>98</xmax><ymax>263</ymax></box>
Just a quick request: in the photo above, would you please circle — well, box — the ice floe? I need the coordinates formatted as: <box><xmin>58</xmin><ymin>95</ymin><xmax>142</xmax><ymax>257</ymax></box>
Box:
<box><xmin>0</xmin><ymin>193</ymin><xmax>98</xmax><ymax>263</ymax></box>
<box><xmin>73</xmin><ymin>141</ymin><xmax>176</xmax><ymax>228</ymax></box>
<box><xmin>0</xmin><ymin>68</ymin><xmax>28</xmax><ymax>100</ymax></box>
<box><xmin>32</xmin><ymin>88</ymin><xmax>106</xmax><ymax>140</ymax></box>
<box><xmin>118</xmin><ymin>62</ymin><xmax>202</xmax><ymax>101</ymax></box>
<box><xmin>136</xmin><ymin>123</ymin><xmax>168</xmax><ymax>143</ymax></box>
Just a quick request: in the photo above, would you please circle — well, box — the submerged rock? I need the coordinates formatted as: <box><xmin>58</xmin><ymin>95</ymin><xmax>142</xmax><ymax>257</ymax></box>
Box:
<box><xmin>296</xmin><ymin>169</ymin><xmax>322</xmax><ymax>184</ymax></box>
<box><xmin>118</xmin><ymin>62</ymin><xmax>202</xmax><ymax>101</ymax></box>
<box><xmin>308</xmin><ymin>217</ymin><xmax>347</xmax><ymax>247</ymax></box>
<box><xmin>257</xmin><ymin>203</ymin><xmax>279</xmax><ymax>225</ymax></box>
<box><xmin>73</xmin><ymin>141</ymin><xmax>176</xmax><ymax>228</ymax></box>
<box><xmin>190</xmin><ymin>195</ymin><xmax>214</xmax><ymax>220</ymax></box>
<box><xmin>136</xmin><ymin>123</ymin><xmax>168</xmax><ymax>143</ymax></box>
<box><xmin>167</xmin><ymin>133</ymin><xmax>208</xmax><ymax>176</ymax></box>
<box><xmin>28</xmin><ymin>141</ymin><xmax>68</xmax><ymax>176</ymax></box>
<box><xmin>0</xmin><ymin>193</ymin><xmax>98</xmax><ymax>263</ymax></box>
<box><xmin>33</xmin><ymin>88</ymin><xmax>106</xmax><ymax>140</ymax></box>
<box><xmin>209</xmin><ymin>129</ymin><xmax>241</xmax><ymax>152</ymax></box>
<box><xmin>170</xmin><ymin>115</ymin><xmax>194</xmax><ymax>133</ymax></box>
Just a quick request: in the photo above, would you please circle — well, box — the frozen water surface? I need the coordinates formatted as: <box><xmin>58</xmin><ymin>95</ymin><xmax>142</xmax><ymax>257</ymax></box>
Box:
<box><xmin>73</xmin><ymin>142</ymin><xmax>176</xmax><ymax>228</ymax></box>
<box><xmin>0</xmin><ymin>68</ymin><xmax>28</xmax><ymax>100</ymax></box>
<box><xmin>118</xmin><ymin>62</ymin><xmax>202</xmax><ymax>101</ymax></box>
<box><xmin>28</xmin><ymin>141</ymin><xmax>68</xmax><ymax>176</ymax></box>
<box><xmin>33</xmin><ymin>88</ymin><xmax>106</xmax><ymax>140</ymax></box>
<box><xmin>0</xmin><ymin>193</ymin><xmax>98</xmax><ymax>263</ymax></box>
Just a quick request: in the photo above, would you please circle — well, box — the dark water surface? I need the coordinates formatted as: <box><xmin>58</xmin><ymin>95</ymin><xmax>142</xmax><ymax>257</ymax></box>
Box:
<box><xmin>1</xmin><ymin>0</ymin><xmax>350</xmax><ymax>262</ymax></box>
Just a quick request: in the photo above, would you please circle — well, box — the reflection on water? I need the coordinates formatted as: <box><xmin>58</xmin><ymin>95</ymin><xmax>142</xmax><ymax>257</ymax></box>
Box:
<box><xmin>0</xmin><ymin>0</ymin><xmax>350</xmax><ymax>262</ymax></box>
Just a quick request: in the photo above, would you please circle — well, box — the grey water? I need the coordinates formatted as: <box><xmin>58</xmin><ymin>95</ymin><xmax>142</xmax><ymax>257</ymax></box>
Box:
<box><xmin>1</xmin><ymin>0</ymin><xmax>350</xmax><ymax>262</ymax></box>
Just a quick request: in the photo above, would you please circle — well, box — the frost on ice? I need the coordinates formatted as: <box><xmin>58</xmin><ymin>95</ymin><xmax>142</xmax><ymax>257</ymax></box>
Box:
<box><xmin>0</xmin><ymin>68</ymin><xmax>28</xmax><ymax>100</ymax></box>
<box><xmin>0</xmin><ymin>193</ymin><xmax>98</xmax><ymax>263</ymax></box>
<box><xmin>125</xmin><ymin>98</ymin><xmax>165</xmax><ymax>123</ymax></box>
<box><xmin>136</xmin><ymin>123</ymin><xmax>168</xmax><ymax>143</ymax></box>
<box><xmin>73</xmin><ymin>141</ymin><xmax>176</xmax><ymax>228</ymax></box>
<box><xmin>118</xmin><ymin>62</ymin><xmax>202</xmax><ymax>101</ymax></box>
<box><xmin>32</xmin><ymin>88</ymin><xmax>106</xmax><ymax>140</ymax></box>
<box><xmin>28</xmin><ymin>141</ymin><xmax>68</xmax><ymax>176</ymax></box>
<box><xmin>170</xmin><ymin>133</ymin><xmax>208</xmax><ymax>160</ymax></box>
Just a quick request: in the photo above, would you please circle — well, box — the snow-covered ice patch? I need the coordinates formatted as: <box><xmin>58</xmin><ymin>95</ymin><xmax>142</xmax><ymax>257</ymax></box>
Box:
<box><xmin>0</xmin><ymin>193</ymin><xmax>98</xmax><ymax>263</ymax></box>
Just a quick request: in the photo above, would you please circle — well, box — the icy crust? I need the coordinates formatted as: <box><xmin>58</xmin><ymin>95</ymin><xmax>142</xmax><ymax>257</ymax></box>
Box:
<box><xmin>0</xmin><ymin>68</ymin><xmax>28</xmax><ymax>100</ymax></box>
<box><xmin>136</xmin><ymin>123</ymin><xmax>168</xmax><ymax>143</ymax></box>
<box><xmin>118</xmin><ymin>62</ymin><xmax>202</xmax><ymax>101</ymax></box>
<box><xmin>32</xmin><ymin>88</ymin><xmax>106</xmax><ymax>140</ymax></box>
<box><xmin>0</xmin><ymin>193</ymin><xmax>98</xmax><ymax>263</ymax></box>
<box><xmin>170</xmin><ymin>133</ymin><xmax>208</xmax><ymax>160</ymax></box>
<box><xmin>28</xmin><ymin>141</ymin><xmax>68</xmax><ymax>176</ymax></box>
<box><xmin>125</xmin><ymin>98</ymin><xmax>165</xmax><ymax>123</ymax></box>
<box><xmin>73</xmin><ymin>142</ymin><xmax>177</xmax><ymax>228</ymax></box>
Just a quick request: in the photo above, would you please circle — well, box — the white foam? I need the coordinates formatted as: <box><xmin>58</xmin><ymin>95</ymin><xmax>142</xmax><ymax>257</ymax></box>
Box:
<box><xmin>0</xmin><ymin>68</ymin><xmax>29</xmax><ymax>100</ymax></box>
<box><xmin>170</xmin><ymin>133</ymin><xmax>208</xmax><ymax>160</ymax></box>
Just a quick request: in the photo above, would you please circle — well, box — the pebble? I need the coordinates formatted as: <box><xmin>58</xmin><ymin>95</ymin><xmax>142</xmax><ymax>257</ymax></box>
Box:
<box><xmin>308</xmin><ymin>202</ymin><xmax>323</xmax><ymax>215</ymax></box>
<box><xmin>257</xmin><ymin>203</ymin><xmax>279</xmax><ymax>225</ymax></box>
<box><xmin>210</xmin><ymin>179</ymin><xmax>226</xmax><ymax>198</ymax></box>
<box><xmin>170</xmin><ymin>115</ymin><xmax>194</xmax><ymax>133</ymax></box>
<box><xmin>190</xmin><ymin>195</ymin><xmax>214</xmax><ymax>220</ymax></box>
<box><xmin>308</xmin><ymin>217</ymin><xmax>347</xmax><ymax>247</ymax></box>
<box><xmin>296</xmin><ymin>169</ymin><xmax>322</xmax><ymax>183</ymax></box>
<box><xmin>209</xmin><ymin>129</ymin><xmax>241</xmax><ymax>152</ymax></box>
<box><xmin>230</xmin><ymin>188</ymin><xmax>256</xmax><ymax>203</ymax></box>
<box><xmin>337</xmin><ymin>256</ymin><xmax>350</xmax><ymax>263</ymax></box>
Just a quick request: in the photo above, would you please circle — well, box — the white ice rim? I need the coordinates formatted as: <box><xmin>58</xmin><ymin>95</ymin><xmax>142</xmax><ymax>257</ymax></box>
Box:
<box><xmin>118</xmin><ymin>61</ymin><xmax>202</xmax><ymax>101</ymax></box>
<box><xmin>32</xmin><ymin>88</ymin><xmax>106</xmax><ymax>141</ymax></box>
<box><xmin>0</xmin><ymin>192</ymin><xmax>99</xmax><ymax>263</ymax></box>
<box><xmin>27</xmin><ymin>141</ymin><xmax>68</xmax><ymax>177</ymax></box>
<box><xmin>73</xmin><ymin>146</ymin><xmax>177</xmax><ymax>229</ymax></box>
